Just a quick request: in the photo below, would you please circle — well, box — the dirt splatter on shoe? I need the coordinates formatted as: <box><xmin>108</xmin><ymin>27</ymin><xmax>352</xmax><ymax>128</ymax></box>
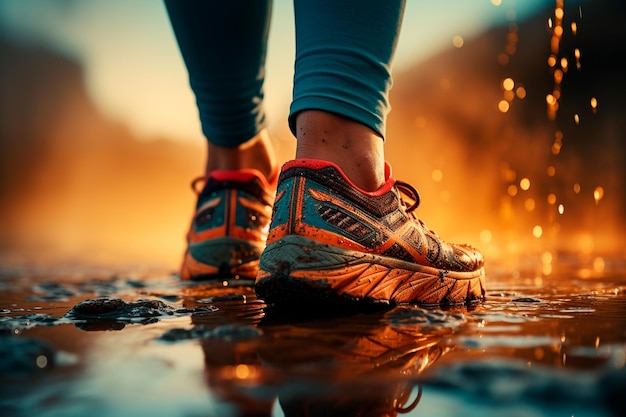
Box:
<box><xmin>181</xmin><ymin>169</ymin><xmax>275</xmax><ymax>281</ymax></box>
<box><xmin>256</xmin><ymin>159</ymin><xmax>485</xmax><ymax>308</ymax></box>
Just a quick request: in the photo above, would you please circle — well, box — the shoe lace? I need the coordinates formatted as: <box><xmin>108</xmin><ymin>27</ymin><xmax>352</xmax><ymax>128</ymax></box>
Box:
<box><xmin>395</xmin><ymin>180</ymin><xmax>438</xmax><ymax>236</ymax></box>
<box><xmin>394</xmin><ymin>180</ymin><xmax>421</xmax><ymax>213</ymax></box>
<box><xmin>190</xmin><ymin>176</ymin><xmax>206</xmax><ymax>195</ymax></box>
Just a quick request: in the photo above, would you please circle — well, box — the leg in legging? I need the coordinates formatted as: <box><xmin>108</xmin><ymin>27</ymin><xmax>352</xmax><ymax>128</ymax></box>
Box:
<box><xmin>290</xmin><ymin>0</ymin><xmax>406</xmax><ymax>191</ymax></box>
<box><xmin>164</xmin><ymin>0</ymin><xmax>276</xmax><ymax>179</ymax></box>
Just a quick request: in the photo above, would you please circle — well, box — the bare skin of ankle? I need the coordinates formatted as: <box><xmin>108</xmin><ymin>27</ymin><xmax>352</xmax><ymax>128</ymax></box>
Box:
<box><xmin>295</xmin><ymin>110</ymin><xmax>385</xmax><ymax>192</ymax></box>
<box><xmin>206</xmin><ymin>128</ymin><xmax>277</xmax><ymax>181</ymax></box>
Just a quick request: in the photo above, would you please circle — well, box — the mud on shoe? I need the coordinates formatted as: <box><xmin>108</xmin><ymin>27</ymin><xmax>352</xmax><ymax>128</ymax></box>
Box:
<box><xmin>255</xmin><ymin>159</ymin><xmax>485</xmax><ymax>309</ymax></box>
<box><xmin>180</xmin><ymin>169</ymin><xmax>275</xmax><ymax>281</ymax></box>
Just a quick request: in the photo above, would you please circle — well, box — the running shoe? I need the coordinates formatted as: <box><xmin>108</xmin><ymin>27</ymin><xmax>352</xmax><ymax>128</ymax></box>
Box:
<box><xmin>255</xmin><ymin>159</ymin><xmax>485</xmax><ymax>307</ymax></box>
<box><xmin>180</xmin><ymin>169</ymin><xmax>275</xmax><ymax>281</ymax></box>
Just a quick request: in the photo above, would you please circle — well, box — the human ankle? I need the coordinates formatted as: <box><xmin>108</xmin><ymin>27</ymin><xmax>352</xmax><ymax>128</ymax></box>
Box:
<box><xmin>206</xmin><ymin>129</ymin><xmax>277</xmax><ymax>181</ymax></box>
<box><xmin>294</xmin><ymin>110</ymin><xmax>385</xmax><ymax>192</ymax></box>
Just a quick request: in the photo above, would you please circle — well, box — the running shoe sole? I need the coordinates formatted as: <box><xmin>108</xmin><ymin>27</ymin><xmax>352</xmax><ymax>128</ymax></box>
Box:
<box><xmin>256</xmin><ymin>235</ymin><xmax>486</xmax><ymax>309</ymax></box>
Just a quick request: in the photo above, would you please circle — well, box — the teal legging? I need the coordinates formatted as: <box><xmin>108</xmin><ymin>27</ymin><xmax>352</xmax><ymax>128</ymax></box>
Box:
<box><xmin>164</xmin><ymin>0</ymin><xmax>405</xmax><ymax>146</ymax></box>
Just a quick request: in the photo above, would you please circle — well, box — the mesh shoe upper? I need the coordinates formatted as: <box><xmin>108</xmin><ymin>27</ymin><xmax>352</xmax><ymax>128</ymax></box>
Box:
<box><xmin>266</xmin><ymin>159</ymin><xmax>483</xmax><ymax>272</ymax></box>
<box><xmin>181</xmin><ymin>169</ymin><xmax>275</xmax><ymax>280</ymax></box>
<box><xmin>257</xmin><ymin>159</ymin><xmax>485</xmax><ymax>306</ymax></box>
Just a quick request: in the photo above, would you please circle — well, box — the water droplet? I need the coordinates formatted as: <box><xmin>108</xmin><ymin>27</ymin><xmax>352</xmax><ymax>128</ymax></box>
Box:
<box><xmin>553</xmin><ymin>68</ymin><xmax>563</xmax><ymax>83</ymax></box>
<box><xmin>547</xmin><ymin>193</ymin><xmax>557</xmax><ymax>205</ymax></box>
<box><xmin>479</xmin><ymin>229</ymin><xmax>492</xmax><ymax>244</ymax></box>
<box><xmin>554</xmin><ymin>25</ymin><xmax>563</xmax><ymax>37</ymax></box>
<box><xmin>593</xmin><ymin>257</ymin><xmax>605</xmax><ymax>273</ymax></box>
<box><xmin>498</xmin><ymin>52</ymin><xmax>509</xmax><ymax>66</ymax></box>
<box><xmin>500</xmin><ymin>163</ymin><xmax>517</xmax><ymax>182</ymax></box>
<box><xmin>555</xmin><ymin>6</ymin><xmax>564</xmax><ymax>20</ymax></box>
<box><xmin>520</xmin><ymin>178</ymin><xmax>531</xmax><ymax>191</ymax></box>
<box><xmin>235</xmin><ymin>364</ymin><xmax>250</xmax><ymax>379</ymax></box>
<box><xmin>535</xmin><ymin>347</ymin><xmax>546</xmax><ymax>360</ymax></box>
<box><xmin>36</xmin><ymin>355</ymin><xmax>48</xmax><ymax>369</ymax></box>
<box><xmin>507</xmin><ymin>184</ymin><xmax>518</xmax><ymax>197</ymax></box>
<box><xmin>593</xmin><ymin>186</ymin><xmax>604</xmax><ymax>203</ymax></box>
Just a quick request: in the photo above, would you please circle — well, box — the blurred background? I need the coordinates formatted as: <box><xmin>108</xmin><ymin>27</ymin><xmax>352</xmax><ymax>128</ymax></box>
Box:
<box><xmin>0</xmin><ymin>0</ymin><xmax>623</xmax><ymax>270</ymax></box>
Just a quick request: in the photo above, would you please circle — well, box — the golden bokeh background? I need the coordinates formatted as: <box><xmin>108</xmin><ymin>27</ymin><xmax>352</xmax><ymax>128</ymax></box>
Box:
<box><xmin>1</xmin><ymin>0</ymin><xmax>623</xmax><ymax>270</ymax></box>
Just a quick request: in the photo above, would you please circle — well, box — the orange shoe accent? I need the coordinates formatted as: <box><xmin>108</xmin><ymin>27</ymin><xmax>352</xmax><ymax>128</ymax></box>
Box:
<box><xmin>181</xmin><ymin>169</ymin><xmax>275</xmax><ymax>281</ymax></box>
<box><xmin>256</xmin><ymin>159</ymin><xmax>485</xmax><ymax>308</ymax></box>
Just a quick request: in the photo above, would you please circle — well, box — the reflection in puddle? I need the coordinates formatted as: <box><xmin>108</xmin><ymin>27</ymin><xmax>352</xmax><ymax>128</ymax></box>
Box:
<box><xmin>0</xmin><ymin>258</ymin><xmax>625</xmax><ymax>417</ymax></box>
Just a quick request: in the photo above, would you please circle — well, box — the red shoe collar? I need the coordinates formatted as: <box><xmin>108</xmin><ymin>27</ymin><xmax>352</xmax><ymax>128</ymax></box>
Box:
<box><xmin>282</xmin><ymin>159</ymin><xmax>395</xmax><ymax>197</ymax></box>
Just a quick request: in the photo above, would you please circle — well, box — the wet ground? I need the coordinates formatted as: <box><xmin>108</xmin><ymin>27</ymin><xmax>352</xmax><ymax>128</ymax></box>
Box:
<box><xmin>1</xmin><ymin>253</ymin><xmax>625</xmax><ymax>417</ymax></box>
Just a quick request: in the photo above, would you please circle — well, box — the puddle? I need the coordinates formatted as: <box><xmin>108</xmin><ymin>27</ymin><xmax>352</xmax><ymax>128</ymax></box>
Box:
<box><xmin>1</xmin><ymin>257</ymin><xmax>625</xmax><ymax>417</ymax></box>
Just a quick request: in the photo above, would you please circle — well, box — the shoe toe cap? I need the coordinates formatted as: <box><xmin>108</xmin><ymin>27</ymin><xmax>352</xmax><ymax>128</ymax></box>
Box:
<box><xmin>451</xmin><ymin>244</ymin><xmax>484</xmax><ymax>271</ymax></box>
